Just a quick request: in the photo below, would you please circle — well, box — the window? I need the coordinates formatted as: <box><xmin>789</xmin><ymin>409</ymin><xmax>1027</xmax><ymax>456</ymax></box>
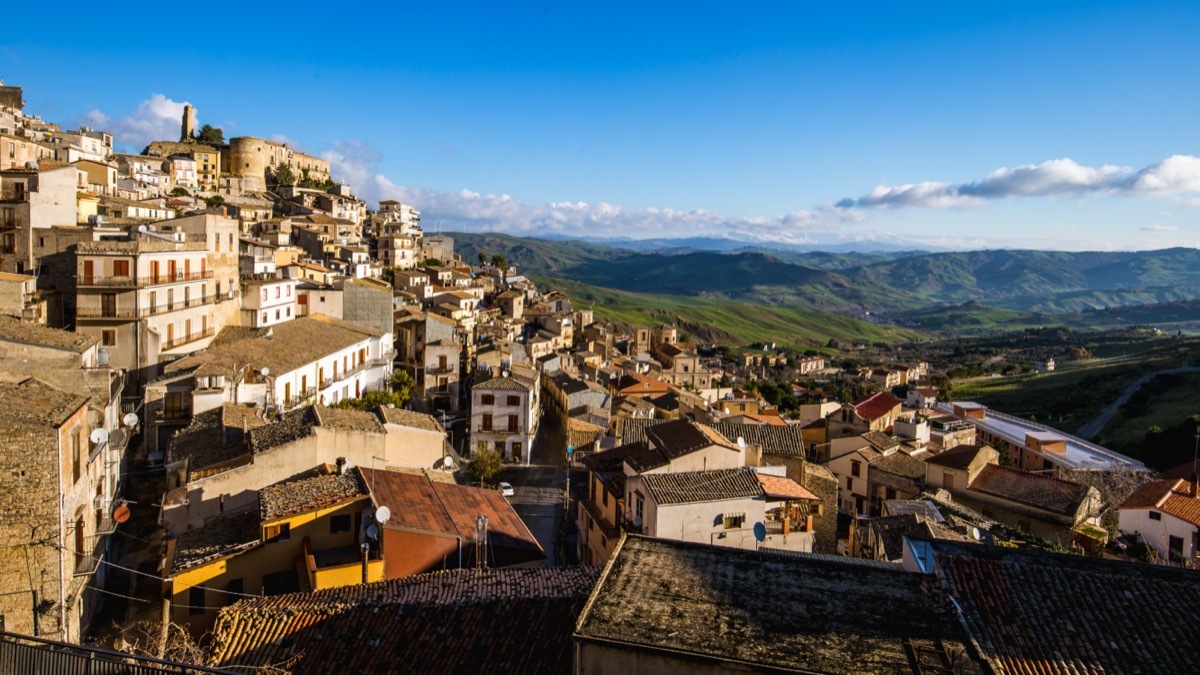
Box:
<box><xmin>846</xmin><ymin>476</ymin><xmax>853</xmax><ymax>491</ymax></box>
<box><xmin>101</xmin><ymin>330</ymin><xmax>116</xmax><ymax>346</ymax></box>
<box><xmin>330</xmin><ymin>514</ymin><xmax>352</xmax><ymax>533</ymax></box>
<box><xmin>507</xmin><ymin>395</ymin><xmax>520</xmax><ymax>406</ymax></box>
<box><xmin>71</xmin><ymin>430</ymin><xmax>81</xmax><ymax>483</ymax></box>
<box><xmin>481</xmin><ymin>394</ymin><xmax>495</xmax><ymax>405</ymax></box>
<box><xmin>225</xmin><ymin>579</ymin><xmax>243</xmax><ymax>606</ymax></box>
<box><xmin>264</xmin><ymin>522</ymin><xmax>291</xmax><ymax>542</ymax></box>
<box><xmin>602</xmin><ymin>489</ymin><xmax>609</xmax><ymax>507</ymax></box>
<box><xmin>482</xmin><ymin>414</ymin><xmax>493</xmax><ymax>431</ymax></box>
<box><xmin>188</xmin><ymin>587</ymin><xmax>204</xmax><ymax>615</ymax></box>
<box><xmin>851</xmin><ymin>460</ymin><xmax>861</xmax><ymax>478</ymax></box>
<box><xmin>507</xmin><ymin>415</ymin><xmax>518</xmax><ymax>432</ymax></box>
<box><xmin>942</xmin><ymin>472</ymin><xmax>955</xmax><ymax>490</ymax></box>
<box><xmin>723</xmin><ymin>513</ymin><xmax>746</xmax><ymax>529</ymax></box>
<box><xmin>1149</xmin><ymin>511</ymin><xmax>1162</xmax><ymax>521</ymax></box>
<box><xmin>511</xmin><ymin>441</ymin><xmax>521</xmax><ymax>457</ymax></box>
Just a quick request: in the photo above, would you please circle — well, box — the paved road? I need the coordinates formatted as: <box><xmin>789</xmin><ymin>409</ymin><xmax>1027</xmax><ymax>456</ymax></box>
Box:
<box><xmin>499</xmin><ymin>465</ymin><xmax>568</xmax><ymax>567</ymax></box>
<box><xmin>1076</xmin><ymin>363</ymin><xmax>1200</xmax><ymax>440</ymax></box>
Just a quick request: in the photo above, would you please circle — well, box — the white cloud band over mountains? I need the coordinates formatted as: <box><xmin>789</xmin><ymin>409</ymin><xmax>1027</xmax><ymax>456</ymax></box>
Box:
<box><xmin>836</xmin><ymin>156</ymin><xmax>1200</xmax><ymax>210</ymax></box>
<box><xmin>76</xmin><ymin>95</ymin><xmax>1200</xmax><ymax>248</ymax></box>
<box><xmin>322</xmin><ymin>139</ymin><xmax>863</xmax><ymax>243</ymax></box>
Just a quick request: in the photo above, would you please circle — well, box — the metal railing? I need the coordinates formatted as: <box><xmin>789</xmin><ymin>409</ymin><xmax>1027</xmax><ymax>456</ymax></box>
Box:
<box><xmin>160</xmin><ymin>327</ymin><xmax>215</xmax><ymax>351</ymax></box>
<box><xmin>78</xmin><ymin>270</ymin><xmax>214</xmax><ymax>288</ymax></box>
<box><xmin>0</xmin><ymin>630</ymin><xmax>235</xmax><ymax>674</ymax></box>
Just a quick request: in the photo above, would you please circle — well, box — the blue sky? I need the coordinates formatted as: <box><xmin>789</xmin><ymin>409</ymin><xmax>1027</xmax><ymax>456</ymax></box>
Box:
<box><xmin>4</xmin><ymin>2</ymin><xmax>1198</xmax><ymax>250</ymax></box>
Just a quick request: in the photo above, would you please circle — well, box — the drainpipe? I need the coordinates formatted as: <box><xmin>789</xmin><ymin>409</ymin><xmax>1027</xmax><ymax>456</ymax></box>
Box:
<box><xmin>457</xmin><ymin>536</ymin><xmax>463</xmax><ymax>569</ymax></box>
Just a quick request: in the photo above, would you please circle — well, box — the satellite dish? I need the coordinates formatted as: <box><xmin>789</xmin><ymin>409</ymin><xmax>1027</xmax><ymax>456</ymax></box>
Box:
<box><xmin>442</xmin><ymin>456</ymin><xmax>454</xmax><ymax>469</ymax></box>
<box><xmin>89</xmin><ymin>428</ymin><xmax>109</xmax><ymax>445</ymax></box>
<box><xmin>374</xmin><ymin>506</ymin><xmax>391</xmax><ymax>524</ymax></box>
<box><xmin>123</xmin><ymin>412</ymin><xmax>139</xmax><ymax>427</ymax></box>
<box><xmin>971</xmin><ymin>527</ymin><xmax>982</xmax><ymax>541</ymax></box>
<box><xmin>753</xmin><ymin>522</ymin><xmax>766</xmax><ymax>542</ymax></box>
<box><xmin>113</xmin><ymin>504</ymin><xmax>131</xmax><ymax>523</ymax></box>
<box><xmin>260</xmin><ymin>367</ymin><xmax>270</xmax><ymax>376</ymax></box>
<box><xmin>366</xmin><ymin>524</ymin><xmax>379</xmax><ymax>539</ymax></box>
<box><xmin>137</xmin><ymin>225</ymin><xmax>147</xmax><ymax>233</ymax></box>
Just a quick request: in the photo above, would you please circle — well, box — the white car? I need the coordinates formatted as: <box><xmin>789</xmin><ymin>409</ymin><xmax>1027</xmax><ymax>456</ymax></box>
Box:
<box><xmin>498</xmin><ymin>481</ymin><xmax>515</xmax><ymax>497</ymax></box>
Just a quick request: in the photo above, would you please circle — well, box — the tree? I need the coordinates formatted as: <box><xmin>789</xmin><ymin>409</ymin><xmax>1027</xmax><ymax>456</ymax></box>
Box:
<box><xmin>271</xmin><ymin>161</ymin><xmax>296</xmax><ymax>187</ymax></box>
<box><xmin>194</xmin><ymin>124</ymin><xmax>224</xmax><ymax>145</ymax></box>
<box><xmin>390</xmin><ymin>369</ymin><xmax>414</xmax><ymax>405</ymax></box>
<box><xmin>203</xmin><ymin>195</ymin><xmax>225</xmax><ymax>209</ymax></box>
<box><xmin>491</xmin><ymin>255</ymin><xmax>509</xmax><ymax>277</ymax></box>
<box><xmin>169</xmin><ymin>186</ymin><xmax>190</xmax><ymax>197</ymax></box>
<box><xmin>466</xmin><ymin>447</ymin><xmax>504</xmax><ymax>486</ymax></box>
<box><xmin>477</xmin><ymin>252</ymin><xmax>488</xmax><ymax>265</ymax></box>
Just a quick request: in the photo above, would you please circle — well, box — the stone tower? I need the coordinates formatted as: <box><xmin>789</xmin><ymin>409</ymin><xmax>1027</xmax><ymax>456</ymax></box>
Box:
<box><xmin>180</xmin><ymin>104</ymin><xmax>196</xmax><ymax>142</ymax></box>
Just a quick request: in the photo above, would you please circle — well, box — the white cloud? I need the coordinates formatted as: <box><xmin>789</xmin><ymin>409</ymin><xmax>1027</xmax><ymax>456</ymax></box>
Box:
<box><xmin>321</xmin><ymin>139</ymin><xmax>859</xmax><ymax>244</ymax></box>
<box><xmin>838</xmin><ymin>155</ymin><xmax>1200</xmax><ymax>210</ymax></box>
<box><xmin>1140</xmin><ymin>224</ymin><xmax>1179</xmax><ymax>232</ymax></box>
<box><xmin>87</xmin><ymin>94</ymin><xmax>191</xmax><ymax>152</ymax></box>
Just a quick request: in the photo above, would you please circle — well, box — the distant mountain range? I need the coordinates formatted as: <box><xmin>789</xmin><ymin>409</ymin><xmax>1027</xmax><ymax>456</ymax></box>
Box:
<box><xmin>451</xmin><ymin>233</ymin><xmax>1200</xmax><ymax>333</ymax></box>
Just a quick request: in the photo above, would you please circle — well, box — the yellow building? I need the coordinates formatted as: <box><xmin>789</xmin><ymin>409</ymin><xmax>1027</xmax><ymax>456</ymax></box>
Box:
<box><xmin>191</xmin><ymin>147</ymin><xmax>220</xmax><ymax>187</ymax></box>
<box><xmin>167</xmin><ymin>468</ymin><xmax>384</xmax><ymax>634</ymax></box>
<box><xmin>76</xmin><ymin>192</ymin><xmax>99</xmax><ymax>224</ymax></box>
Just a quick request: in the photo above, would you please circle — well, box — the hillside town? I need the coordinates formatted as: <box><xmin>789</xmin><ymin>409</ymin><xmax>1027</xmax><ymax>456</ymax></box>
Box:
<box><xmin>1</xmin><ymin>81</ymin><xmax>1199</xmax><ymax>674</ymax></box>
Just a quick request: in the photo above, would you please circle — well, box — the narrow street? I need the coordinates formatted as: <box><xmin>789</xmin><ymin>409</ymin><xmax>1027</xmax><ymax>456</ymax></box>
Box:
<box><xmin>496</xmin><ymin>413</ymin><xmax>583</xmax><ymax>567</ymax></box>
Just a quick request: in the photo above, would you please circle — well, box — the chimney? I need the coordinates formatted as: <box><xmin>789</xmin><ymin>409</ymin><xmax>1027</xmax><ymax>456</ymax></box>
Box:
<box><xmin>336</xmin><ymin>457</ymin><xmax>347</xmax><ymax>475</ymax></box>
<box><xmin>1190</xmin><ymin>474</ymin><xmax>1199</xmax><ymax>499</ymax></box>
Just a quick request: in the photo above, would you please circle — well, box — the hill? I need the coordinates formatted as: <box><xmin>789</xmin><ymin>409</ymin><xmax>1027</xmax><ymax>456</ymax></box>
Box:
<box><xmin>535</xmin><ymin>277</ymin><xmax>926</xmax><ymax>347</ymax></box>
<box><xmin>453</xmin><ymin>233</ymin><xmax>1200</xmax><ymax>319</ymax></box>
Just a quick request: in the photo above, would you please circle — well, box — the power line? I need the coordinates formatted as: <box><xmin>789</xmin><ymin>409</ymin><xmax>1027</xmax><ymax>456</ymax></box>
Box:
<box><xmin>52</xmin><ymin>543</ymin><xmax>263</xmax><ymax>599</ymax></box>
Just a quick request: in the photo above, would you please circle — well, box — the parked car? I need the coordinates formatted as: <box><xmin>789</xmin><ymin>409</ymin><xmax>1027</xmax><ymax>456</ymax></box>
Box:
<box><xmin>498</xmin><ymin>481</ymin><xmax>515</xmax><ymax>497</ymax></box>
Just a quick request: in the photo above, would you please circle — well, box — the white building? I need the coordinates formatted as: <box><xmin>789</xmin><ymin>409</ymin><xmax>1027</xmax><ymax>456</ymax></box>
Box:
<box><xmin>1119</xmin><ymin>478</ymin><xmax>1200</xmax><ymax>563</ymax></box>
<box><xmin>241</xmin><ymin>278</ymin><xmax>298</xmax><ymax>328</ymax></box>
<box><xmin>470</xmin><ymin>370</ymin><xmax>540</xmax><ymax>463</ymax></box>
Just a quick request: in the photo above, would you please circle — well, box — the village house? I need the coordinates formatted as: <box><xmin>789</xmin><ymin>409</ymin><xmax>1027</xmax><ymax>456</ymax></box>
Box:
<box><xmin>938</xmin><ymin>401</ymin><xmax>1143</xmax><ymax>474</ymax></box>
<box><xmin>924</xmin><ymin>443</ymin><xmax>1102</xmax><ymax>545</ymax></box>
<box><xmin>573</xmin><ymin>536</ymin><xmax>986</xmax><ymax>674</ymax></box>
<box><xmin>1118</xmin><ymin>477</ymin><xmax>1200</xmax><ymax>563</ymax></box>
<box><xmin>0</xmin><ymin>380</ymin><xmax>109</xmax><ymax>643</ymax></box>
<box><xmin>360</xmin><ymin>467</ymin><xmax>544</xmax><ymax>577</ymax></box>
<box><xmin>576</xmin><ymin>419</ymin><xmax>748</xmax><ymax>564</ymax></box>
<box><xmin>625</xmin><ymin>466</ymin><xmax>820</xmax><ymax>553</ymax></box>
<box><xmin>240</xmin><ymin>278</ymin><xmax>297</xmax><ymax>328</ymax></box>
<box><xmin>161</xmin><ymin>404</ymin><xmax>447</xmax><ymax>535</ymax></box>
<box><xmin>207</xmin><ymin>567</ymin><xmax>597</xmax><ymax>675</ymax></box>
<box><xmin>166</xmin><ymin>467</ymin><xmax>384</xmax><ymax>635</ymax></box>
<box><xmin>827</xmin><ymin>391</ymin><xmax>904</xmax><ymax>440</ymax></box>
<box><xmin>469</xmin><ymin>369</ymin><xmax>540</xmax><ymax>463</ymax></box>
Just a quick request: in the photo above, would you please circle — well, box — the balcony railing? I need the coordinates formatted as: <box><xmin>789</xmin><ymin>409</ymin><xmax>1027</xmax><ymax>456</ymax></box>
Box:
<box><xmin>161</xmin><ymin>327</ymin><xmax>215</xmax><ymax>351</ymax></box>
<box><xmin>78</xmin><ymin>270</ymin><xmax>214</xmax><ymax>288</ymax></box>
<box><xmin>0</xmin><ymin>189</ymin><xmax>28</xmax><ymax>202</ymax></box>
<box><xmin>72</xmin><ymin>534</ymin><xmax>105</xmax><ymax>577</ymax></box>
<box><xmin>0</xmin><ymin>630</ymin><xmax>237</xmax><ymax>674</ymax></box>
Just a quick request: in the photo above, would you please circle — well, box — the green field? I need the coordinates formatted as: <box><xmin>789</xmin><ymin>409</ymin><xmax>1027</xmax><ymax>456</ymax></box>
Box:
<box><xmin>1095</xmin><ymin>372</ymin><xmax>1200</xmax><ymax>456</ymax></box>
<box><xmin>953</xmin><ymin>342</ymin><xmax>1200</xmax><ymax>458</ymax></box>
<box><xmin>539</xmin><ymin>277</ymin><xmax>927</xmax><ymax>348</ymax></box>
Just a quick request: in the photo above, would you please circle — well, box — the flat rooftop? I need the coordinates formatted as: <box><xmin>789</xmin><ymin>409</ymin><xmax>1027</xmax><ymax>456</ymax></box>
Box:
<box><xmin>938</xmin><ymin>402</ymin><xmax>1143</xmax><ymax>471</ymax></box>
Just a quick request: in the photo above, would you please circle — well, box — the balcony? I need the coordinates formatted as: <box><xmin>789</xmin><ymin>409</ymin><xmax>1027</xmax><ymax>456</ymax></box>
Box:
<box><xmin>161</xmin><ymin>327</ymin><xmax>215</xmax><ymax>351</ymax></box>
<box><xmin>78</xmin><ymin>270</ymin><xmax>214</xmax><ymax>288</ymax></box>
<box><xmin>72</xmin><ymin>533</ymin><xmax>105</xmax><ymax>577</ymax></box>
<box><xmin>580</xmin><ymin>498</ymin><xmax>622</xmax><ymax>539</ymax></box>
<box><xmin>0</xmin><ymin>188</ymin><xmax>29</xmax><ymax>202</ymax></box>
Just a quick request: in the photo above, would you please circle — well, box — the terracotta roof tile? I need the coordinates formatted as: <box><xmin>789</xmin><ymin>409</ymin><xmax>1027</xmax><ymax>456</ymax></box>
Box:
<box><xmin>757</xmin><ymin>473</ymin><xmax>821</xmax><ymax>501</ymax></box>
<box><xmin>642</xmin><ymin>468</ymin><xmax>763</xmax><ymax>505</ymax></box>
<box><xmin>853</xmin><ymin>391</ymin><xmax>903</xmax><ymax>421</ymax></box>
<box><xmin>932</xmin><ymin>540</ymin><xmax>1200</xmax><ymax>674</ymax></box>
<box><xmin>1121</xmin><ymin>478</ymin><xmax>1200</xmax><ymax>527</ymax></box>
<box><xmin>968</xmin><ymin>464</ymin><xmax>1092</xmax><ymax>517</ymax></box>
<box><xmin>210</xmin><ymin>566</ymin><xmax>600</xmax><ymax>674</ymax></box>
<box><xmin>260</xmin><ymin>471</ymin><xmax>369</xmax><ymax>523</ymax></box>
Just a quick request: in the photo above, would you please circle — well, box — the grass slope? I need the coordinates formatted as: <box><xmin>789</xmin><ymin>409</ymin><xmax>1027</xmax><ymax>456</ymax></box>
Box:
<box><xmin>539</xmin><ymin>277</ymin><xmax>926</xmax><ymax>347</ymax></box>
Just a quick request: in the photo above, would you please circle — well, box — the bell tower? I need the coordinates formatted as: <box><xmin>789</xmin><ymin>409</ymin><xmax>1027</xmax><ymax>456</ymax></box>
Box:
<box><xmin>180</xmin><ymin>104</ymin><xmax>196</xmax><ymax>141</ymax></box>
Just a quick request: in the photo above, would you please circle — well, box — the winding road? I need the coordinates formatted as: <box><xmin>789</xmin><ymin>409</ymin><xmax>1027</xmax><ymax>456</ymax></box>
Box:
<box><xmin>1076</xmin><ymin>361</ymin><xmax>1200</xmax><ymax>440</ymax></box>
